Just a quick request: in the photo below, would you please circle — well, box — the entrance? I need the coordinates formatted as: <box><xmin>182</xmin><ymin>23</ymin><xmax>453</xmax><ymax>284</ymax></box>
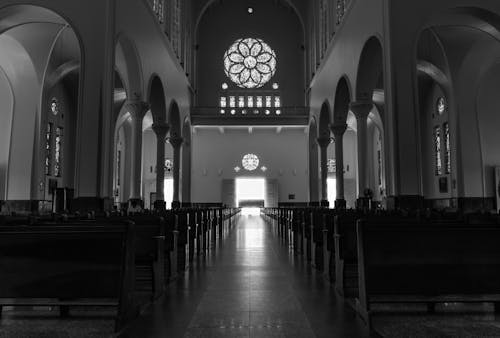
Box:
<box><xmin>236</xmin><ymin>178</ymin><xmax>266</xmax><ymax>216</ymax></box>
<box><xmin>327</xmin><ymin>178</ymin><xmax>337</xmax><ymax>206</ymax></box>
<box><xmin>164</xmin><ymin>178</ymin><xmax>173</xmax><ymax>209</ymax></box>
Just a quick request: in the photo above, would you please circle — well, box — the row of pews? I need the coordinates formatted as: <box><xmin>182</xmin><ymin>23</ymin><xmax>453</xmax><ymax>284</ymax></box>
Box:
<box><xmin>0</xmin><ymin>207</ymin><xmax>240</xmax><ymax>332</ymax></box>
<box><xmin>262</xmin><ymin>207</ymin><xmax>500</xmax><ymax>327</ymax></box>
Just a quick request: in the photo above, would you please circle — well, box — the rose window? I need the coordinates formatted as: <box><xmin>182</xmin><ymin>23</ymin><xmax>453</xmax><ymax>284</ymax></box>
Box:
<box><xmin>223</xmin><ymin>38</ymin><xmax>277</xmax><ymax>89</ymax></box>
<box><xmin>242</xmin><ymin>154</ymin><xmax>259</xmax><ymax>171</ymax></box>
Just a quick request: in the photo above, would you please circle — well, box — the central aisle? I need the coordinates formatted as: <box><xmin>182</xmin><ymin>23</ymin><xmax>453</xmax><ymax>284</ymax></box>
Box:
<box><xmin>121</xmin><ymin>215</ymin><xmax>371</xmax><ymax>338</ymax></box>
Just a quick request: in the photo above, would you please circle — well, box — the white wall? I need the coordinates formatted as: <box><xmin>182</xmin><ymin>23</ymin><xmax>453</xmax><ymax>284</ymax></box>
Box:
<box><xmin>191</xmin><ymin>128</ymin><xmax>309</xmax><ymax>204</ymax></box>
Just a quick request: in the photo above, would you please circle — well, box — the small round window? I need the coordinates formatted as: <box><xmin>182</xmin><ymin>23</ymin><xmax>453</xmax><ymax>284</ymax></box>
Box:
<box><xmin>436</xmin><ymin>97</ymin><xmax>446</xmax><ymax>115</ymax></box>
<box><xmin>242</xmin><ymin>154</ymin><xmax>259</xmax><ymax>171</ymax></box>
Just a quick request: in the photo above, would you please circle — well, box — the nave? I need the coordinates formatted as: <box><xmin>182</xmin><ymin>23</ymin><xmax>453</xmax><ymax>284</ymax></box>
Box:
<box><xmin>120</xmin><ymin>214</ymin><xmax>371</xmax><ymax>338</ymax></box>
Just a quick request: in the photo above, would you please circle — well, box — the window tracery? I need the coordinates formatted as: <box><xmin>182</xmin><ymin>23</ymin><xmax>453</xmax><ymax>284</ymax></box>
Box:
<box><xmin>223</xmin><ymin>38</ymin><xmax>277</xmax><ymax>89</ymax></box>
<box><xmin>242</xmin><ymin>154</ymin><xmax>259</xmax><ymax>171</ymax></box>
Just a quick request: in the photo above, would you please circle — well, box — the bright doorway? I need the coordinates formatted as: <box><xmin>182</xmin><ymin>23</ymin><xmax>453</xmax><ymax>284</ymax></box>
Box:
<box><xmin>236</xmin><ymin>178</ymin><xmax>266</xmax><ymax>216</ymax></box>
<box><xmin>164</xmin><ymin>178</ymin><xmax>173</xmax><ymax>209</ymax></box>
<box><xmin>327</xmin><ymin>178</ymin><xmax>337</xmax><ymax>207</ymax></box>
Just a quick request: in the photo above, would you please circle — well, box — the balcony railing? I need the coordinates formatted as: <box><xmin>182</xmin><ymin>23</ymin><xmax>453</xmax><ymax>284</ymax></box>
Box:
<box><xmin>191</xmin><ymin>106</ymin><xmax>309</xmax><ymax>126</ymax></box>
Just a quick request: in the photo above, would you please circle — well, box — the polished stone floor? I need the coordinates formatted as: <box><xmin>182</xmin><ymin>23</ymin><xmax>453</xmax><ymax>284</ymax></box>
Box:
<box><xmin>120</xmin><ymin>214</ymin><xmax>372</xmax><ymax>338</ymax></box>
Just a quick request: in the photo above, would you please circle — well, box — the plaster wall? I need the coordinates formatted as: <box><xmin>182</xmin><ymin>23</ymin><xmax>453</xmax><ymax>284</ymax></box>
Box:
<box><xmin>191</xmin><ymin>128</ymin><xmax>309</xmax><ymax>204</ymax></box>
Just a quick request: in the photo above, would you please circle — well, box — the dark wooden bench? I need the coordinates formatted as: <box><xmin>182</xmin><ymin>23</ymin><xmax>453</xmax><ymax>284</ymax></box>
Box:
<box><xmin>334</xmin><ymin>213</ymin><xmax>362</xmax><ymax>297</ymax></box>
<box><xmin>0</xmin><ymin>224</ymin><xmax>136</xmax><ymax>332</ymax></box>
<box><xmin>334</xmin><ymin>213</ymin><xmax>421</xmax><ymax>297</ymax></box>
<box><xmin>356</xmin><ymin>220</ymin><xmax>500</xmax><ymax>326</ymax></box>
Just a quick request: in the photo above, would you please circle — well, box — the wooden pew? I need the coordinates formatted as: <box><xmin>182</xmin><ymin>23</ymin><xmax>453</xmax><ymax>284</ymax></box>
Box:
<box><xmin>128</xmin><ymin>216</ymin><xmax>166</xmax><ymax>300</ymax></box>
<box><xmin>34</xmin><ymin>214</ymin><xmax>167</xmax><ymax>301</ymax></box>
<box><xmin>356</xmin><ymin>220</ymin><xmax>500</xmax><ymax>326</ymax></box>
<box><xmin>334</xmin><ymin>213</ymin><xmax>423</xmax><ymax>297</ymax></box>
<box><xmin>0</xmin><ymin>224</ymin><xmax>136</xmax><ymax>332</ymax></box>
<box><xmin>334</xmin><ymin>213</ymin><xmax>361</xmax><ymax>297</ymax></box>
<box><xmin>322</xmin><ymin>210</ymin><xmax>336</xmax><ymax>281</ymax></box>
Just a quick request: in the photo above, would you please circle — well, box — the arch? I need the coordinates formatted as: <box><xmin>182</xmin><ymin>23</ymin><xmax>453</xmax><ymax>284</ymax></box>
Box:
<box><xmin>356</xmin><ymin>36</ymin><xmax>384</xmax><ymax>101</ymax></box>
<box><xmin>333</xmin><ymin>76</ymin><xmax>352</xmax><ymax>124</ymax></box>
<box><xmin>194</xmin><ymin>0</ymin><xmax>306</xmax><ymax>43</ymax></box>
<box><xmin>148</xmin><ymin>75</ymin><xmax>167</xmax><ymax>123</ymax></box>
<box><xmin>413</xmin><ymin>13</ymin><xmax>500</xmax><ymax>209</ymax></box>
<box><xmin>0</xmin><ymin>4</ymin><xmax>82</xmax><ymax>209</ymax></box>
<box><xmin>115</xmin><ymin>33</ymin><xmax>143</xmax><ymax>99</ymax></box>
<box><xmin>420</xmin><ymin>7</ymin><xmax>500</xmax><ymax>43</ymax></box>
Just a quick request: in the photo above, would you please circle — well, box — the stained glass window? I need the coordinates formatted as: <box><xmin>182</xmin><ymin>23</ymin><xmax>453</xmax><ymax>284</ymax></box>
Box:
<box><xmin>51</xmin><ymin>98</ymin><xmax>59</xmax><ymax>116</ymax></box>
<box><xmin>265</xmin><ymin>96</ymin><xmax>272</xmax><ymax>108</ymax></box>
<box><xmin>242</xmin><ymin>154</ymin><xmax>259</xmax><ymax>171</ymax></box>
<box><xmin>336</xmin><ymin>0</ymin><xmax>347</xmax><ymax>25</ymax></box>
<box><xmin>153</xmin><ymin>0</ymin><xmax>165</xmax><ymax>23</ymax></box>
<box><xmin>443</xmin><ymin>122</ymin><xmax>451</xmax><ymax>174</ymax></box>
<box><xmin>229</xmin><ymin>96</ymin><xmax>236</xmax><ymax>108</ymax></box>
<box><xmin>377</xmin><ymin>150</ymin><xmax>382</xmax><ymax>186</ymax></box>
<box><xmin>327</xmin><ymin>159</ymin><xmax>336</xmax><ymax>173</ymax></box>
<box><xmin>171</xmin><ymin>0</ymin><xmax>181</xmax><ymax>57</ymax></box>
<box><xmin>54</xmin><ymin>127</ymin><xmax>63</xmax><ymax>177</ymax></box>
<box><xmin>238</xmin><ymin>96</ymin><xmax>245</xmax><ymax>108</ymax></box>
<box><xmin>256</xmin><ymin>96</ymin><xmax>263</xmax><ymax>108</ymax></box>
<box><xmin>165</xmin><ymin>159</ymin><xmax>173</xmax><ymax>172</ymax></box>
<box><xmin>434</xmin><ymin>126</ymin><xmax>442</xmax><ymax>176</ymax></box>
<box><xmin>45</xmin><ymin>123</ymin><xmax>53</xmax><ymax>176</ymax></box>
<box><xmin>437</xmin><ymin>97</ymin><xmax>446</xmax><ymax>115</ymax></box>
<box><xmin>223</xmin><ymin>38</ymin><xmax>277</xmax><ymax>89</ymax></box>
<box><xmin>117</xmin><ymin>150</ymin><xmax>121</xmax><ymax>186</ymax></box>
<box><xmin>220</xmin><ymin>97</ymin><xmax>227</xmax><ymax>108</ymax></box>
<box><xmin>274</xmin><ymin>96</ymin><xmax>281</xmax><ymax>108</ymax></box>
<box><xmin>247</xmin><ymin>96</ymin><xmax>254</xmax><ymax>108</ymax></box>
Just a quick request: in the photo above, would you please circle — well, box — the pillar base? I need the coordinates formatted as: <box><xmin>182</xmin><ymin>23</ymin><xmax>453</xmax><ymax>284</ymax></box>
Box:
<box><xmin>128</xmin><ymin>198</ymin><xmax>144</xmax><ymax>208</ymax></box>
<box><xmin>154</xmin><ymin>200</ymin><xmax>166</xmax><ymax>211</ymax></box>
<box><xmin>386</xmin><ymin>195</ymin><xmax>424</xmax><ymax>211</ymax></box>
<box><xmin>171</xmin><ymin>201</ymin><xmax>181</xmax><ymax>209</ymax></box>
<box><xmin>334</xmin><ymin>199</ymin><xmax>346</xmax><ymax>210</ymax></box>
<box><xmin>356</xmin><ymin>197</ymin><xmax>371</xmax><ymax>211</ymax></box>
<box><xmin>72</xmin><ymin>197</ymin><xmax>111</xmax><ymax>213</ymax></box>
<box><xmin>320</xmin><ymin>200</ymin><xmax>330</xmax><ymax>208</ymax></box>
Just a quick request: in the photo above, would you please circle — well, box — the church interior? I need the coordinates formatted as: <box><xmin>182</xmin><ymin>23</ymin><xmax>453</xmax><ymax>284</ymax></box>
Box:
<box><xmin>1</xmin><ymin>0</ymin><xmax>500</xmax><ymax>337</ymax></box>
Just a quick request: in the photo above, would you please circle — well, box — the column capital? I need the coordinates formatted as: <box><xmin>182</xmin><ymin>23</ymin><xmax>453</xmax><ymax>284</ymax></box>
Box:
<box><xmin>330</xmin><ymin>123</ymin><xmax>347</xmax><ymax>137</ymax></box>
<box><xmin>152</xmin><ymin>122</ymin><xmax>169</xmax><ymax>139</ymax></box>
<box><xmin>349</xmin><ymin>100</ymin><xmax>373</xmax><ymax>120</ymax></box>
<box><xmin>316</xmin><ymin>137</ymin><xmax>332</xmax><ymax>148</ymax></box>
<box><xmin>125</xmin><ymin>100</ymin><xmax>150</xmax><ymax>120</ymax></box>
<box><xmin>169</xmin><ymin>136</ymin><xmax>184</xmax><ymax>149</ymax></box>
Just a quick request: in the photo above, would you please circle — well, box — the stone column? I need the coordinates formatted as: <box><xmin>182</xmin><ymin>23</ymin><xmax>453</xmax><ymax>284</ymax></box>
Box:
<box><xmin>317</xmin><ymin>136</ymin><xmax>332</xmax><ymax>207</ymax></box>
<box><xmin>170</xmin><ymin>136</ymin><xmax>183</xmax><ymax>209</ymax></box>
<box><xmin>350</xmin><ymin>101</ymin><xmax>373</xmax><ymax>208</ymax></box>
<box><xmin>126</xmin><ymin>100</ymin><xmax>149</xmax><ymax>202</ymax></box>
<box><xmin>331</xmin><ymin>124</ymin><xmax>347</xmax><ymax>209</ymax></box>
<box><xmin>152</xmin><ymin>122</ymin><xmax>169</xmax><ymax>210</ymax></box>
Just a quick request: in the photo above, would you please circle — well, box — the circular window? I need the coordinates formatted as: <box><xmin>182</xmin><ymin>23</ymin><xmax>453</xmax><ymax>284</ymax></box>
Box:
<box><xmin>327</xmin><ymin>159</ymin><xmax>336</xmax><ymax>173</ymax></box>
<box><xmin>242</xmin><ymin>154</ymin><xmax>259</xmax><ymax>171</ymax></box>
<box><xmin>51</xmin><ymin>98</ymin><xmax>59</xmax><ymax>116</ymax></box>
<box><xmin>223</xmin><ymin>38</ymin><xmax>277</xmax><ymax>89</ymax></box>
<box><xmin>164</xmin><ymin>159</ymin><xmax>173</xmax><ymax>172</ymax></box>
<box><xmin>436</xmin><ymin>97</ymin><xmax>446</xmax><ymax>115</ymax></box>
